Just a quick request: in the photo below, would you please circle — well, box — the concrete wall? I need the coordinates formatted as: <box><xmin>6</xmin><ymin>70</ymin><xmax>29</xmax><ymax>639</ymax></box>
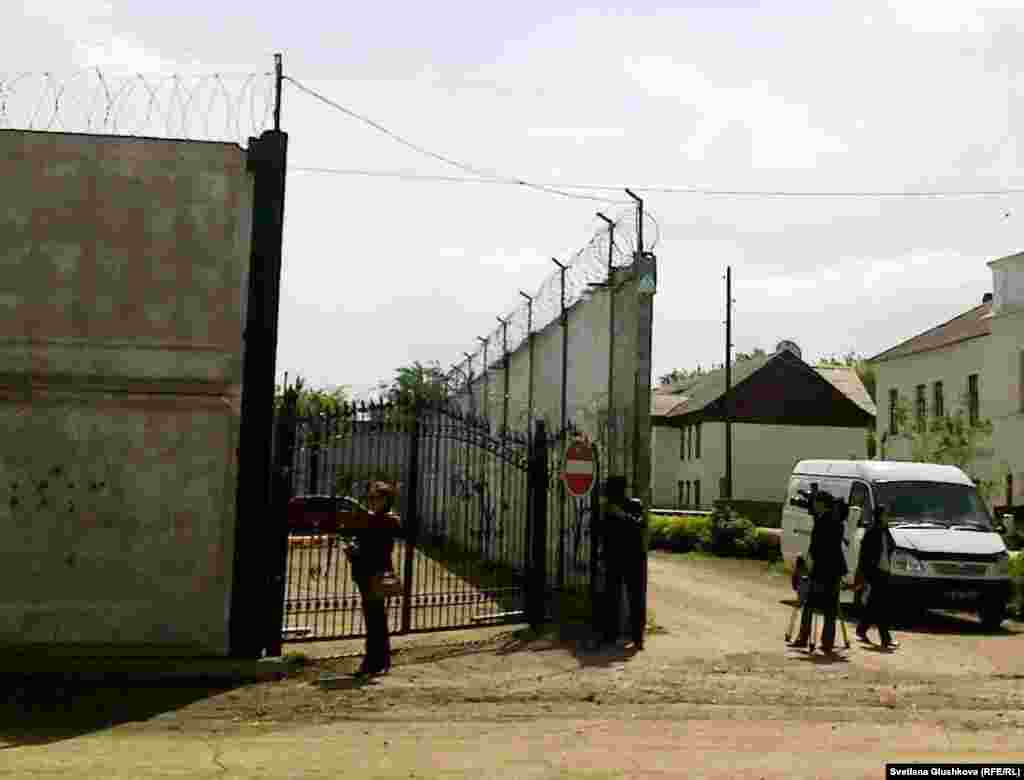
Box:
<box><xmin>660</xmin><ymin>422</ymin><xmax>867</xmax><ymax>507</ymax></box>
<box><xmin>461</xmin><ymin>262</ymin><xmax>652</xmax><ymax>496</ymax></box>
<box><xmin>0</xmin><ymin>130</ymin><xmax>252</xmax><ymax>655</ymax></box>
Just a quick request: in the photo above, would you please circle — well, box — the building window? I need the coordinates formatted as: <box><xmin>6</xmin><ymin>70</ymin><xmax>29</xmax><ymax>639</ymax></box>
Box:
<box><xmin>687</xmin><ymin>425</ymin><xmax>693</xmax><ymax>460</ymax></box>
<box><xmin>694</xmin><ymin>479</ymin><xmax>701</xmax><ymax>509</ymax></box>
<box><xmin>915</xmin><ymin>385</ymin><xmax>926</xmax><ymax>431</ymax></box>
<box><xmin>968</xmin><ymin>374</ymin><xmax>980</xmax><ymax>426</ymax></box>
<box><xmin>684</xmin><ymin>481</ymin><xmax>691</xmax><ymax>508</ymax></box>
<box><xmin>889</xmin><ymin>388</ymin><xmax>899</xmax><ymax>434</ymax></box>
<box><xmin>677</xmin><ymin>481</ymin><xmax>685</xmax><ymax>509</ymax></box>
<box><xmin>679</xmin><ymin>429</ymin><xmax>686</xmax><ymax>460</ymax></box>
<box><xmin>695</xmin><ymin>423</ymin><xmax>701</xmax><ymax>459</ymax></box>
<box><xmin>933</xmin><ymin>381</ymin><xmax>944</xmax><ymax>419</ymax></box>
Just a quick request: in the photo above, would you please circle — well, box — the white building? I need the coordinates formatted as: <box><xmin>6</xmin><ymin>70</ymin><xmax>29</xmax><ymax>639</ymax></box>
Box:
<box><xmin>870</xmin><ymin>251</ymin><xmax>1024</xmax><ymax>514</ymax></box>
<box><xmin>651</xmin><ymin>342</ymin><xmax>876</xmax><ymax>516</ymax></box>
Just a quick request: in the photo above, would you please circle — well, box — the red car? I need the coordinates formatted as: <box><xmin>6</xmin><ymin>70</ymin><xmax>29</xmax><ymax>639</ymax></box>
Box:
<box><xmin>287</xmin><ymin>495</ymin><xmax>369</xmax><ymax>535</ymax></box>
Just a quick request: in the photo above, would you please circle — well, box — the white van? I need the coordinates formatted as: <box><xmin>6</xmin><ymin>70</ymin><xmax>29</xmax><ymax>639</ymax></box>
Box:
<box><xmin>781</xmin><ymin>460</ymin><xmax>1012</xmax><ymax>629</ymax></box>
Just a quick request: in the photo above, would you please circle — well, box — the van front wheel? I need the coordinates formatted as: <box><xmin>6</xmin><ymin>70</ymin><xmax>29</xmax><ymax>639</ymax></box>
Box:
<box><xmin>979</xmin><ymin>601</ymin><xmax>1006</xmax><ymax>631</ymax></box>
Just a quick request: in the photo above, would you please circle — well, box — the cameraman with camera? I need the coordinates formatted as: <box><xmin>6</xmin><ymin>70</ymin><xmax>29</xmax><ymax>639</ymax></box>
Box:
<box><xmin>789</xmin><ymin>490</ymin><xmax>848</xmax><ymax>654</ymax></box>
<box><xmin>597</xmin><ymin>475</ymin><xmax>647</xmax><ymax>651</ymax></box>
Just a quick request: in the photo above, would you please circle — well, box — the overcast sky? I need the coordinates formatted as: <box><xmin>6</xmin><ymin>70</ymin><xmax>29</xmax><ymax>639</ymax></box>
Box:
<box><xmin>8</xmin><ymin>1</ymin><xmax>1024</xmax><ymax>399</ymax></box>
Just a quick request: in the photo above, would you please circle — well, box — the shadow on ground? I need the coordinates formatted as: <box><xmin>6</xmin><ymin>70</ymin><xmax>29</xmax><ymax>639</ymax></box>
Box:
<box><xmin>0</xmin><ymin>675</ymin><xmax>239</xmax><ymax>749</ymax></box>
<box><xmin>368</xmin><ymin>619</ymin><xmax>642</xmax><ymax>673</ymax></box>
<box><xmin>777</xmin><ymin>598</ymin><xmax>1022</xmax><ymax>638</ymax></box>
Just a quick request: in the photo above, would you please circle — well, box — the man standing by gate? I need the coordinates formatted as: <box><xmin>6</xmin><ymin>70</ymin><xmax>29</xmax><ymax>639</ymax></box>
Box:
<box><xmin>598</xmin><ymin>475</ymin><xmax>646</xmax><ymax>650</ymax></box>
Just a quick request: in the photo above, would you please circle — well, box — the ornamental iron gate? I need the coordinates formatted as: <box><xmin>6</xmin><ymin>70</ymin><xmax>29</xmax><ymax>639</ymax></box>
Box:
<box><xmin>269</xmin><ymin>396</ymin><xmax>598</xmax><ymax>644</ymax></box>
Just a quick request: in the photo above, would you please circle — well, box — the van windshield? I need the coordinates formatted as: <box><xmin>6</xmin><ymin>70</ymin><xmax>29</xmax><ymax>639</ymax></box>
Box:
<box><xmin>874</xmin><ymin>481</ymin><xmax>993</xmax><ymax>530</ymax></box>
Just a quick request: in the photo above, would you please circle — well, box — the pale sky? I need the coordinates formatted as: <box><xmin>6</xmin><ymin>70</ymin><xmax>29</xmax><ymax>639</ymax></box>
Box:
<box><xmin>8</xmin><ymin>1</ymin><xmax>1024</xmax><ymax>400</ymax></box>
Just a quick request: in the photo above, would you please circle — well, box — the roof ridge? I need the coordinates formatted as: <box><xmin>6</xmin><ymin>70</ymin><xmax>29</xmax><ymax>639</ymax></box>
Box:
<box><xmin>868</xmin><ymin>301</ymin><xmax>990</xmax><ymax>363</ymax></box>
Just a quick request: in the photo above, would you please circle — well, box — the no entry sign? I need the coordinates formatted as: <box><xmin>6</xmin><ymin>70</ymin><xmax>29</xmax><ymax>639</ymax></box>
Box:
<box><xmin>563</xmin><ymin>438</ymin><xmax>596</xmax><ymax>498</ymax></box>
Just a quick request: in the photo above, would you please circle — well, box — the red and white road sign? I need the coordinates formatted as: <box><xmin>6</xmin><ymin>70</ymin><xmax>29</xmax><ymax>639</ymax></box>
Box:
<box><xmin>563</xmin><ymin>438</ymin><xmax>596</xmax><ymax>498</ymax></box>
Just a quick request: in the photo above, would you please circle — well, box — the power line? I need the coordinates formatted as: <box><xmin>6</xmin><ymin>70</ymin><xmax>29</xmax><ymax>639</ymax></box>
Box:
<box><xmin>288</xmin><ymin>164</ymin><xmax>1024</xmax><ymax>200</ymax></box>
<box><xmin>283</xmin><ymin>75</ymin><xmax>627</xmax><ymax>205</ymax></box>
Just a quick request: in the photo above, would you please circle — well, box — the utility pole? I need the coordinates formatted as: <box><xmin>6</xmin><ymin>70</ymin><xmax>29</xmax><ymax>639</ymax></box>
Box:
<box><xmin>724</xmin><ymin>266</ymin><xmax>733</xmax><ymax>502</ymax></box>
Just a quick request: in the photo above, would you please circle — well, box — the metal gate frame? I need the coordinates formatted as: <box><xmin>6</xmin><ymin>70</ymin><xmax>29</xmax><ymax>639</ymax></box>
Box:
<box><xmin>269</xmin><ymin>397</ymin><xmax>587</xmax><ymax>646</ymax></box>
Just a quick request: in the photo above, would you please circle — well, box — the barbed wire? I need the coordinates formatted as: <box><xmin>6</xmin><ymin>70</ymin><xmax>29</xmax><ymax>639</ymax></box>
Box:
<box><xmin>0</xmin><ymin>70</ymin><xmax>275</xmax><ymax>145</ymax></box>
<box><xmin>448</xmin><ymin>206</ymin><xmax>658</xmax><ymax>392</ymax></box>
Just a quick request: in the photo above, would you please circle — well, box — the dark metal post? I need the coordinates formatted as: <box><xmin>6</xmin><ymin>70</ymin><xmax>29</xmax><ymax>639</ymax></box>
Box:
<box><xmin>552</xmin><ymin>257</ymin><xmax>568</xmax><ymax>590</ymax></box>
<box><xmin>273</xmin><ymin>53</ymin><xmax>283</xmax><ymax>132</ymax></box>
<box><xmin>528</xmin><ymin>419</ymin><xmax>549</xmax><ymax>628</ymax></box>
<box><xmin>229</xmin><ymin>124</ymin><xmax>289</xmax><ymax>658</ymax></box>
<box><xmin>478</xmin><ymin>336</ymin><xmax>489</xmax><ymax>429</ymax></box>
<box><xmin>625</xmin><ymin>188</ymin><xmax>644</xmax><ymax>261</ymax></box>
<box><xmin>263</xmin><ymin>386</ymin><xmax>297</xmax><ymax>658</ymax></box>
<box><xmin>724</xmin><ymin>266</ymin><xmax>733</xmax><ymax>502</ymax></box>
<box><xmin>519</xmin><ymin>291</ymin><xmax>534</xmax><ymax>432</ymax></box>
<box><xmin>401</xmin><ymin>401</ymin><xmax>421</xmax><ymax>633</ymax></box>
<box><xmin>463</xmin><ymin>351</ymin><xmax>475</xmax><ymax>416</ymax></box>
<box><xmin>596</xmin><ymin>212</ymin><xmax>616</xmax><ymax>477</ymax></box>
<box><xmin>498</xmin><ymin>316</ymin><xmax>510</xmax><ymax>437</ymax></box>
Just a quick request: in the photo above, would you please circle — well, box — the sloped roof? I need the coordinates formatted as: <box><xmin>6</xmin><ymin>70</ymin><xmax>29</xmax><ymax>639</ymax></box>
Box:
<box><xmin>652</xmin><ymin>353</ymin><xmax>772</xmax><ymax>419</ymax></box>
<box><xmin>869</xmin><ymin>302</ymin><xmax>992</xmax><ymax>363</ymax></box>
<box><xmin>651</xmin><ymin>350</ymin><xmax>876</xmax><ymax>427</ymax></box>
<box><xmin>814</xmin><ymin>366</ymin><xmax>877</xmax><ymax>416</ymax></box>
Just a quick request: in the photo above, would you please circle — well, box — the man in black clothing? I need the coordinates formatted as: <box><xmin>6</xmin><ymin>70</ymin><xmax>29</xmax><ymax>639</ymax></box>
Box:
<box><xmin>599</xmin><ymin>476</ymin><xmax>646</xmax><ymax>650</ymax></box>
<box><xmin>790</xmin><ymin>492</ymin><xmax>849</xmax><ymax>653</ymax></box>
<box><xmin>855</xmin><ymin>504</ymin><xmax>899</xmax><ymax>649</ymax></box>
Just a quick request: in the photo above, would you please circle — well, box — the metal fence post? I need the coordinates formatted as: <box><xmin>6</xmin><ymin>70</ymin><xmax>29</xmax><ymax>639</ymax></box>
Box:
<box><xmin>519</xmin><ymin>291</ymin><xmax>534</xmax><ymax>432</ymax></box>
<box><xmin>401</xmin><ymin>401</ymin><xmax>421</xmax><ymax>634</ymax></box>
<box><xmin>528</xmin><ymin>419</ymin><xmax>549</xmax><ymax>628</ymax></box>
<box><xmin>265</xmin><ymin>388</ymin><xmax>297</xmax><ymax>657</ymax></box>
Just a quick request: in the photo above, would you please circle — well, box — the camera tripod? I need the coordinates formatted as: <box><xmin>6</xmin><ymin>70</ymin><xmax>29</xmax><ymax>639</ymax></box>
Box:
<box><xmin>785</xmin><ymin>577</ymin><xmax>851</xmax><ymax>652</ymax></box>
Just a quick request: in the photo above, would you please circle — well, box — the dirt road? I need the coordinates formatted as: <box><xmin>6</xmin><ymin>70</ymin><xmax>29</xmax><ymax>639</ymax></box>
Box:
<box><xmin>2</xmin><ymin>551</ymin><xmax>1022</xmax><ymax>778</ymax></box>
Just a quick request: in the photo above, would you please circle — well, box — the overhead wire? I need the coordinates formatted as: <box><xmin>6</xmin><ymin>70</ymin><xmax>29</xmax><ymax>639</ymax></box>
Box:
<box><xmin>283</xmin><ymin>75</ymin><xmax>628</xmax><ymax>205</ymax></box>
<box><xmin>288</xmin><ymin>164</ymin><xmax>1024</xmax><ymax>200</ymax></box>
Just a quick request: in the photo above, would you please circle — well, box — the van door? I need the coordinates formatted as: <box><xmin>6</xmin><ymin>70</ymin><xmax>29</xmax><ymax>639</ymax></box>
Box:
<box><xmin>847</xmin><ymin>482</ymin><xmax>871</xmax><ymax>581</ymax></box>
<box><xmin>783</xmin><ymin>475</ymin><xmax>817</xmax><ymax>569</ymax></box>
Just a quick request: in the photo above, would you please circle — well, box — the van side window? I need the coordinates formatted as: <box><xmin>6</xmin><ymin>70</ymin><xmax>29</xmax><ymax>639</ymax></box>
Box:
<box><xmin>850</xmin><ymin>482</ymin><xmax>871</xmax><ymax>527</ymax></box>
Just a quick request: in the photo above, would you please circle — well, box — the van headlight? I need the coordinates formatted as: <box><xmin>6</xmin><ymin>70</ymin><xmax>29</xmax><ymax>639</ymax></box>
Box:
<box><xmin>992</xmin><ymin>552</ymin><xmax>1010</xmax><ymax>576</ymax></box>
<box><xmin>891</xmin><ymin>550</ymin><xmax>926</xmax><ymax>574</ymax></box>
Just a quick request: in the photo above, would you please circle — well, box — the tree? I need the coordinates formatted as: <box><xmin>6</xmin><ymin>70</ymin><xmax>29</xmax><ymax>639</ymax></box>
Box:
<box><xmin>377</xmin><ymin>360</ymin><xmax>450</xmax><ymax>406</ymax></box>
<box><xmin>886</xmin><ymin>394</ymin><xmax>996</xmax><ymax>501</ymax></box>
<box><xmin>657</xmin><ymin>348</ymin><xmax>767</xmax><ymax>387</ymax></box>
<box><xmin>274</xmin><ymin>374</ymin><xmax>349</xmax><ymax>415</ymax></box>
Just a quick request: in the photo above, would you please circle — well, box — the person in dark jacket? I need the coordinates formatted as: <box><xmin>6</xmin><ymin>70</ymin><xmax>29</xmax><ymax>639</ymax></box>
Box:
<box><xmin>599</xmin><ymin>476</ymin><xmax>646</xmax><ymax>650</ymax></box>
<box><xmin>789</xmin><ymin>492</ymin><xmax>849</xmax><ymax>653</ymax></box>
<box><xmin>345</xmin><ymin>481</ymin><xmax>402</xmax><ymax>676</ymax></box>
<box><xmin>854</xmin><ymin>504</ymin><xmax>899</xmax><ymax>649</ymax></box>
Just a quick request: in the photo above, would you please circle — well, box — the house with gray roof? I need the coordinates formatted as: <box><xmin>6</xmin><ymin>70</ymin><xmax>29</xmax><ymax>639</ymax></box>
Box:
<box><xmin>651</xmin><ymin>341</ymin><xmax>876</xmax><ymax>510</ymax></box>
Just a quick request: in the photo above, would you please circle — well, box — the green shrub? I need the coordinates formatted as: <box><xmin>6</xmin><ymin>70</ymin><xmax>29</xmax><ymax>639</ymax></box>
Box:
<box><xmin>709</xmin><ymin>506</ymin><xmax>759</xmax><ymax>557</ymax></box>
<box><xmin>666</xmin><ymin>515</ymin><xmax>712</xmax><ymax>553</ymax></box>
<box><xmin>647</xmin><ymin>511</ymin><xmax>780</xmax><ymax>560</ymax></box>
